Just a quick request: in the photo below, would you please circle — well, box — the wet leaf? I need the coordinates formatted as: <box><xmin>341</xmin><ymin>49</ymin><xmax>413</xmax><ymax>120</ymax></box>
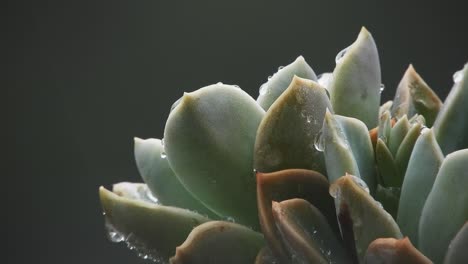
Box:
<box><xmin>257</xmin><ymin>56</ymin><xmax>317</xmax><ymax>111</ymax></box>
<box><xmin>256</xmin><ymin>169</ymin><xmax>338</xmax><ymax>263</ymax></box>
<box><xmin>99</xmin><ymin>186</ymin><xmax>210</xmax><ymax>261</ymax></box>
<box><xmin>272</xmin><ymin>199</ymin><xmax>351</xmax><ymax>264</ymax></box>
<box><xmin>329</xmin><ymin>27</ymin><xmax>381</xmax><ymax>128</ymax></box>
<box><xmin>134</xmin><ymin>138</ymin><xmax>218</xmax><ymax>218</ymax></box>
<box><xmin>164</xmin><ymin>83</ymin><xmax>264</xmax><ymax>229</ymax></box>
<box><xmin>170</xmin><ymin>221</ymin><xmax>264</xmax><ymax>264</ymax></box>
<box><xmin>330</xmin><ymin>174</ymin><xmax>402</xmax><ymax>263</ymax></box>
<box><xmin>254</xmin><ymin>76</ymin><xmax>331</xmax><ymax>175</ymax></box>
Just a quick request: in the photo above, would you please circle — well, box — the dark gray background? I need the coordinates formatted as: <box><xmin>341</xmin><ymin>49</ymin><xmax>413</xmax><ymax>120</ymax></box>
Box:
<box><xmin>7</xmin><ymin>0</ymin><xmax>467</xmax><ymax>263</ymax></box>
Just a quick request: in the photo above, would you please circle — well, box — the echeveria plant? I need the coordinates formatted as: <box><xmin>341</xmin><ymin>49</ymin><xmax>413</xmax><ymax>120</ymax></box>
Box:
<box><xmin>99</xmin><ymin>27</ymin><xmax>468</xmax><ymax>264</ymax></box>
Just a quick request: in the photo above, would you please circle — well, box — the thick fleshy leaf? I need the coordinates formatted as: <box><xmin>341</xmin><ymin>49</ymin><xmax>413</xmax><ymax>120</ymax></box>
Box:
<box><xmin>170</xmin><ymin>221</ymin><xmax>264</xmax><ymax>264</ymax></box>
<box><xmin>391</xmin><ymin>65</ymin><xmax>442</xmax><ymax>127</ymax></box>
<box><xmin>254</xmin><ymin>76</ymin><xmax>331</xmax><ymax>175</ymax></box>
<box><xmin>257</xmin><ymin>56</ymin><xmax>317</xmax><ymax>111</ymax></box>
<box><xmin>164</xmin><ymin>84</ymin><xmax>264</xmax><ymax>229</ymax></box>
<box><xmin>329</xmin><ymin>27</ymin><xmax>381</xmax><ymax>128</ymax></box>
<box><xmin>272</xmin><ymin>199</ymin><xmax>350</xmax><ymax>264</ymax></box>
<box><xmin>419</xmin><ymin>149</ymin><xmax>468</xmax><ymax>264</ymax></box>
<box><xmin>330</xmin><ymin>174</ymin><xmax>403</xmax><ymax>263</ymax></box>
<box><xmin>375</xmin><ymin>184</ymin><xmax>400</xmax><ymax>220</ymax></box>
<box><xmin>364</xmin><ymin>237</ymin><xmax>432</xmax><ymax>264</ymax></box>
<box><xmin>322</xmin><ymin>110</ymin><xmax>360</xmax><ymax>184</ymax></box>
<box><xmin>394</xmin><ymin>122</ymin><xmax>423</xmax><ymax>181</ymax></box>
<box><xmin>444</xmin><ymin>222</ymin><xmax>468</xmax><ymax>264</ymax></box>
<box><xmin>433</xmin><ymin>63</ymin><xmax>468</xmax><ymax>154</ymax></box>
<box><xmin>379</xmin><ymin>100</ymin><xmax>393</xmax><ymax>118</ymax></box>
<box><xmin>388</xmin><ymin>116</ymin><xmax>410</xmax><ymax>156</ymax></box>
<box><xmin>256</xmin><ymin>169</ymin><xmax>338</xmax><ymax>263</ymax></box>
<box><xmin>335</xmin><ymin>115</ymin><xmax>376</xmax><ymax>194</ymax></box>
<box><xmin>134</xmin><ymin>138</ymin><xmax>218</xmax><ymax>218</ymax></box>
<box><xmin>397</xmin><ymin>129</ymin><xmax>444</xmax><ymax>246</ymax></box>
<box><xmin>99</xmin><ymin>185</ymin><xmax>210</xmax><ymax>261</ymax></box>
<box><xmin>375</xmin><ymin>138</ymin><xmax>399</xmax><ymax>187</ymax></box>
<box><xmin>378</xmin><ymin>111</ymin><xmax>392</xmax><ymax>145</ymax></box>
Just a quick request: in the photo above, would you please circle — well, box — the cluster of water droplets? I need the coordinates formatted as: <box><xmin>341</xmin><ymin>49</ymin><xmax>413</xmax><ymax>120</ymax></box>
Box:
<box><xmin>105</xmin><ymin>218</ymin><xmax>166</xmax><ymax>263</ymax></box>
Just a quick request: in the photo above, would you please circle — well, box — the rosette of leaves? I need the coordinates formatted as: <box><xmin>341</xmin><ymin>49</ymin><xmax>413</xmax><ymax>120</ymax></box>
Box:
<box><xmin>99</xmin><ymin>27</ymin><xmax>468</xmax><ymax>264</ymax></box>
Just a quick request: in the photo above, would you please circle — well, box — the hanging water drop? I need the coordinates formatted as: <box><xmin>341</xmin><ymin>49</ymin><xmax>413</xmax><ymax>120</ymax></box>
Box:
<box><xmin>335</xmin><ymin>46</ymin><xmax>349</xmax><ymax>64</ymax></box>
<box><xmin>160</xmin><ymin>138</ymin><xmax>167</xmax><ymax>159</ymax></box>
<box><xmin>267</xmin><ymin>75</ymin><xmax>272</xmax><ymax>80</ymax></box>
<box><xmin>379</xmin><ymin>83</ymin><xmax>385</xmax><ymax>93</ymax></box>
<box><xmin>453</xmin><ymin>69</ymin><xmax>463</xmax><ymax>83</ymax></box>
<box><xmin>314</xmin><ymin>130</ymin><xmax>325</xmax><ymax>152</ymax></box>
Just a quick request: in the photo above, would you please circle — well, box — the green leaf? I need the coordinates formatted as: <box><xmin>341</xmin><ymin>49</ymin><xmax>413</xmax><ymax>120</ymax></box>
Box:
<box><xmin>322</xmin><ymin>110</ymin><xmax>360</xmax><ymax>184</ymax></box>
<box><xmin>329</xmin><ymin>27</ymin><xmax>381</xmax><ymax>129</ymax></box>
<box><xmin>364</xmin><ymin>237</ymin><xmax>432</xmax><ymax>264</ymax></box>
<box><xmin>335</xmin><ymin>115</ymin><xmax>376</xmax><ymax>194</ymax></box>
<box><xmin>272</xmin><ymin>199</ymin><xmax>350</xmax><ymax>264</ymax></box>
<box><xmin>256</xmin><ymin>169</ymin><xmax>338</xmax><ymax>263</ymax></box>
<box><xmin>378</xmin><ymin>111</ymin><xmax>392</xmax><ymax>145</ymax></box>
<box><xmin>434</xmin><ymin>63</ymin><xmax>468</xmax><ymax>154</ymax></box>
<box><xmin>164</xmin><ymin>84</ymin><xmax>264</xmax><ymax>229</ymax></box>
<box><xmin>99</xmin><ymin>185</ymin><xmax>210</xmax><ymax>261</ymax></box>
<box><xmin>419</xmin><ymin>149</ymin><xmax>468</xmax><ymax>264</ymax></box>
<box><xmin>391</xmin><ymin>65</ymin><xmax>442</xmax><ymax>127</ymax></box>
<box><xmin>257</xmin><ymin>56</ymin><xmax>317</xmax><ymax>111</ymax></box>
<box><xmin>394</xmin><ymin>122</ymin><xmax>423</xmax><ymax>181</ymax></box>
<box><xmin>170</xmin><ymin>221</ymin><xmax>264</xmax><ymax>264</ymax></box>
<box><xmin>444</xmin><ymin>223</ymin><xmax>468</xmax><ymax>264</ymax></box>
<box><xmin>388</xmin><ymin>116</ymin><xmax>410</xmax><ymax>156</ymax></box>
<box><xmin>375</xmin><ymin>138</ymin><xmax>399</xmax><ymax>187</ymax></box>
<box><xmin>374</xmin><ymin>184</ymin><xmax>400</xmax><ymax>220</ymax></box>
<box><xmin>254</xmin><ymin>76</ymin><xmax>331</xmax><ymax>175</ymax></box>
<box><xmin>397</xmin><ymin>129</ymin><xmax>444</xmax><ymax>246</ymax></box>
<box><xmin>134</xmin><ymin>138</ymin><xmax>218</xmax><ymax>218</ymax></box>
<box><xmin>330</xmin><ymin>174</ymin><xmax>403</xmax><ymax>263</ymax></box>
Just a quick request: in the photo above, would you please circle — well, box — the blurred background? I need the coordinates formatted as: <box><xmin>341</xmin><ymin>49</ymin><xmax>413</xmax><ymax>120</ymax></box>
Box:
<box><xmin>7</xmin><ymin>0</ymin><xmax>467</xmax><ymax>263</ymax></box>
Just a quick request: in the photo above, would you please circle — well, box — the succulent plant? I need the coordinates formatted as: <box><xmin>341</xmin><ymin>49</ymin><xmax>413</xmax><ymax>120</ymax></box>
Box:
<box><xmin>99</xmin><ymin>27</ymin><xmax>468</xmax><ymax>264</ymax></box>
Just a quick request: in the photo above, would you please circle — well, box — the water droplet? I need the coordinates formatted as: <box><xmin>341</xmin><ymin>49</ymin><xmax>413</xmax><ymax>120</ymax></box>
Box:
<box><xmin>379</xmin><ymin>83</ymin><xmax>385</xmax><ymax>94</ymax></box>
<box><xmin>349</xmin><ymin>174</ymin><xmax>370</xmax><ymax>194</ymax></box>
<box><xmin>160</xmin><ymin>139</ymin><xmax>167</xmax><ymax>159</ymax></box>
<box><xmin>314</xmin><ymin>129</ymin><xmax>325</xmax><ymax>152</ymax></box>
<box><xmin>105</xmin><ymin>218</ymin><xmax>125</xmax><ymax>243</ymax></box>
<box><xmin>259</xmin><ymin>83</ymin><xmax>268</xmax><ymax>95</ymax></box>
<box><xmin>225</xmin><ymin>216</ymin><xmax>236</xmax><ymax>223</ymax></box>
<box><xmin>233</xmin><ymin>84</ymin><xmax>240</xmax><ymax>89</ymax></box>
<box><xmin>335</xmin><ymin>46</ymin><xmax>350</xmax><ymax>64</ymax></box>
<box><xmin>453</xmin><ymin>69</ymin><xmax>463</xmax><ymax>83</ymax></box>
<box><xmin>268</xmin><ymin>75</ymin><xmax>272</xmax><ymax>80</ymax></box>
<box><xmin>216</xmin><ymin>81</ymin><xmax>223</xmax><ymax>85</ymax></box>
<box><xmin>278</xmin><ymin>66</ymin><xmax>284</xmax><ymax>71</ymax></box>
<box><xmin>306</xmin><ymin>116</ymin><xmax>311</xmax><ymax>123</ymax></box>
<box><xmin>375</xmin><ymin>201</ymin><xmax>383</xmax><ymax>209</ymax></box>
